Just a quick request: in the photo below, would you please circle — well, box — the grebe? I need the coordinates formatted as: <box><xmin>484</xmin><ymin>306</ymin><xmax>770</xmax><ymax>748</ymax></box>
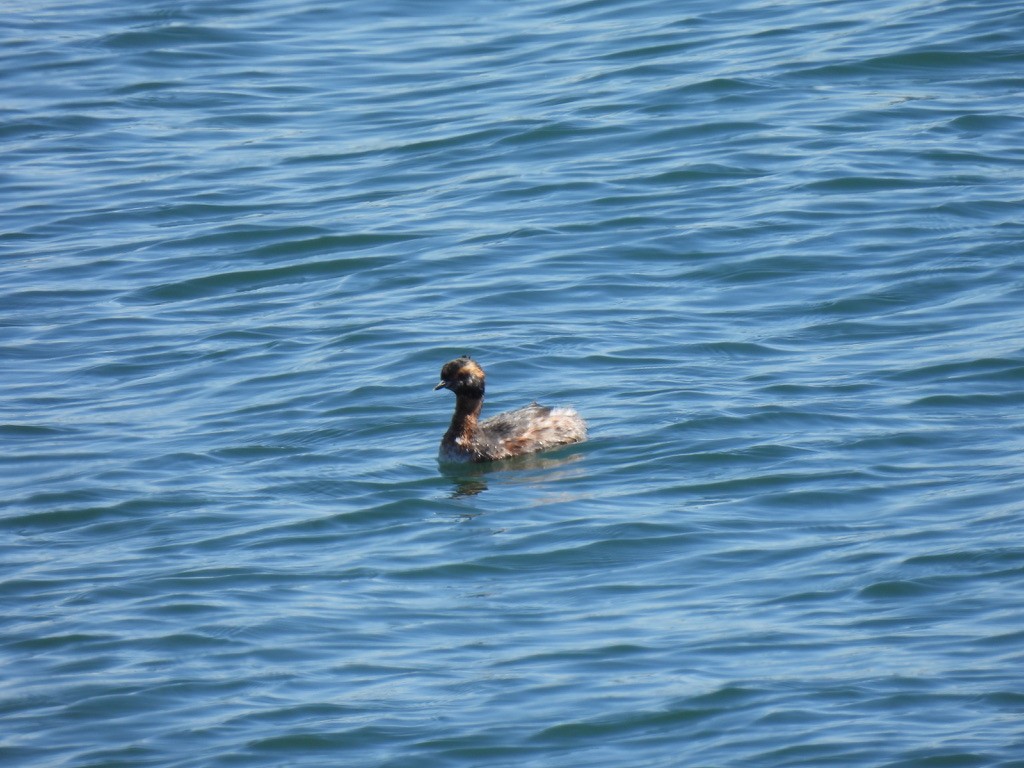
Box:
<box><xmin>434</xmin><ymin>356</ymin><xmax>587</xmax><ymax>463</ymax></box>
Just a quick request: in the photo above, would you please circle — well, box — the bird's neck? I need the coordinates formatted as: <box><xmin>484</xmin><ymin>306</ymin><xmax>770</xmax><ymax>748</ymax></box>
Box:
<box><xmin>444</xmin><ymin>394</ymin><xmax>483</xmax><ymax>445</ymax></box>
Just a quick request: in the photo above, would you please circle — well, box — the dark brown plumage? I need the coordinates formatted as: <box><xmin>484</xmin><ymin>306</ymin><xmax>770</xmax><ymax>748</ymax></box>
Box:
<box><xmin>434</xmin><ymin>356</ymin><xmax>587</xmax><ymax>463</ymax></box>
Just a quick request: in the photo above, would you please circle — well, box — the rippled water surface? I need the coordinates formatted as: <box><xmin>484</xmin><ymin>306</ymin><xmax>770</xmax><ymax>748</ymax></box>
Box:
<box><xmin>4</xmin><ymin>0</ymin><xmax>1024</xmax><ymax>765</ymax></box>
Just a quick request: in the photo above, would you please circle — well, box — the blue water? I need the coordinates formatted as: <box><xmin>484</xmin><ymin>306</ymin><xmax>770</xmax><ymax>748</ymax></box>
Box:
<box><xmin>4</xmin><ymin>0</ymin><xmax>1024</xmax><ymax>765</ymax></box>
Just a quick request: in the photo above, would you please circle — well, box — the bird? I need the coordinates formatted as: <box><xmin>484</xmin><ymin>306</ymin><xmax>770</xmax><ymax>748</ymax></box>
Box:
<box><xmin>434</xmin><ymin>356</ymin><xmax>587</xmax><ymax>463</ymax></box>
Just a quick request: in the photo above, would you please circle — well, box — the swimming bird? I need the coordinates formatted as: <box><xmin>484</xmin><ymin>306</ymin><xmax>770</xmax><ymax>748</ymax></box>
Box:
<box><xmin>434</xmin><ymin>356</ymin><xmax>587</xmax><ymax>463</ymax></box>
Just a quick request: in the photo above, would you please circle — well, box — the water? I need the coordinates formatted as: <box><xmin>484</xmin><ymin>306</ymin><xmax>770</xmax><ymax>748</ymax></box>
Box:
<box><xmin>3</xmin><ymin>0</ymin><xmax>1024</xmax><ymax>765</ymax></box>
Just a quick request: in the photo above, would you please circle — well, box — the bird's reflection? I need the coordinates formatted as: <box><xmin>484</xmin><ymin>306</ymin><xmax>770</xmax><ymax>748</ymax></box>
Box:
<box><xmin>440</xmin><ymin>451</ymin><xmax>585</xmax><ymax>498</ymax></box>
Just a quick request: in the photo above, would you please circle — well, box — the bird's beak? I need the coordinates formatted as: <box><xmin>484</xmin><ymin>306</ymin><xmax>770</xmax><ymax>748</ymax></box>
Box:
<box><xmin>434</xmin><ymin>380</ymin><xmax>447</xmax><ymax>391</ymax></box>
